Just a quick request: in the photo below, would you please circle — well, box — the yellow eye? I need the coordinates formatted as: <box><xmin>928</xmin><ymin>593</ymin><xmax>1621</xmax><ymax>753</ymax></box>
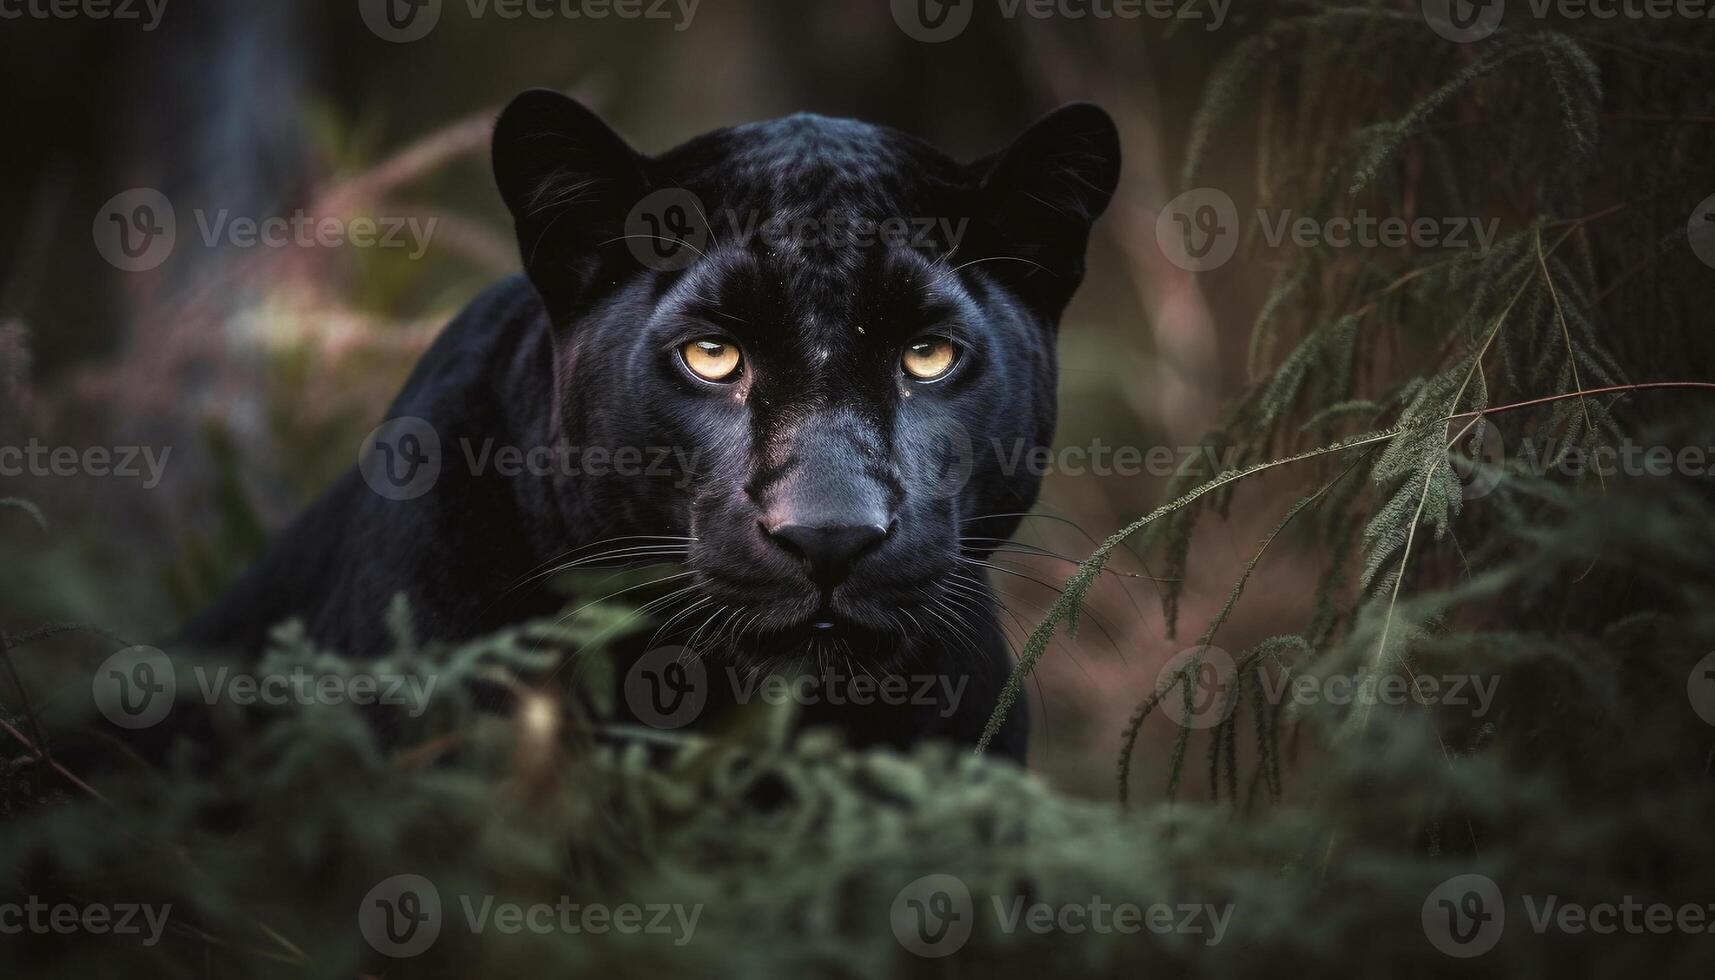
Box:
<box><xmin>902</xmin><ymin>337</ymin><xmax>959</xmax><ymax>381</ymax></box>
<box><xmin>681</xmin><ymin>339</ymin><xmax>743</xmax><ymax>382</ymax></box>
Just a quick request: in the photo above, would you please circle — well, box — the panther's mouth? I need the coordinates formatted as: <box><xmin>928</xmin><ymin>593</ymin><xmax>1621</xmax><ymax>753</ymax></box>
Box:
<box><xmin>661</xmin><ymin>588</ymin><xmax>906</xmax><ymax>663</ymax></box>
<box><xmin>682</xmin><ymin>541</ymin><xmax>954</xmax><ymax>665</ymax></box>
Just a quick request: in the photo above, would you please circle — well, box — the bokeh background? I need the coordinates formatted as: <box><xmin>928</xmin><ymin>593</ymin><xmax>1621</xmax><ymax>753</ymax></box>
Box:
<box><xmin>3</xmin><ymin>0</ymin><xmax>1382</xmax><ymax>798</ymax></box>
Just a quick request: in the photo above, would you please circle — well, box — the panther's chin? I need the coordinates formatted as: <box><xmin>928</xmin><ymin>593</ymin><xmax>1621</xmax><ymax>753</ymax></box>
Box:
<box><xmin>733</xmin><ymin>613</ymin><xmax>899</xmax><ymax>664</ymax></box>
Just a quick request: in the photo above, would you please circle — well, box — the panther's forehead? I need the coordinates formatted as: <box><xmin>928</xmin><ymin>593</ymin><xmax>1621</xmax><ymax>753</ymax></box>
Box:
<box><xmin>658</xmin><ymin>112</ymin><xmax>971</xmax><ymax>226</ymax></box>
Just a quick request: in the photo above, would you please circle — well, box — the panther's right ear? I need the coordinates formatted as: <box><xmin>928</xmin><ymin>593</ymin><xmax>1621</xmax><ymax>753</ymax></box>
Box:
<box><xmin>492</xmin><ymin>89</ymin><xmax>648</xmax><ymax>322</ymax></box>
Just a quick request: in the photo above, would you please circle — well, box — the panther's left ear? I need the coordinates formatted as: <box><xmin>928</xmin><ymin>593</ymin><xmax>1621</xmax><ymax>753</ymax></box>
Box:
<box><xmin>975</xmin><ymin>103</ymin><xmax>1121</xmax><ymax>318</ymax></box>
<box><xmin>492</xmin><ymin>89</ymin><xmax>650</xmax><ymax>323</ymax></box>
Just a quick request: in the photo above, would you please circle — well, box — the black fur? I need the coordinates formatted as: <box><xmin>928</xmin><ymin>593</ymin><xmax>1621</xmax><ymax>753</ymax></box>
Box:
<box><xmin>178</xmin><ymin>92</ymin><xmax>1120</xmax><ymax>762</ymax></box>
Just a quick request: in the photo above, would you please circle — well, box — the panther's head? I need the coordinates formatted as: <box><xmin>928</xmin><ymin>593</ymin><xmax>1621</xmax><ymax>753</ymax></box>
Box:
<box><xmin>491</xmin><ymin>91</ymin><xmax>1119</xmax><ymax>667</ymax></box>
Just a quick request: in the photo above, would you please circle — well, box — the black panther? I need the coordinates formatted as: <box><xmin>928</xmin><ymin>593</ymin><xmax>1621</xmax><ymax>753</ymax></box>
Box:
<box><xmin>177</xmin><ymin>91</ymin><xmax>1120</xmax><ymax>761</ymax></box>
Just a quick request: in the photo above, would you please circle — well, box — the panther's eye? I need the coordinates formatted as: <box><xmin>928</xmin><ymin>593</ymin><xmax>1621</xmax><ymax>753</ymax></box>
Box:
<box><xmin>902</xmin><ymin>337</ymin><xmax>959</xmax><ymax>382</ymax></box>
<box><xmin>680</xmin><ymin>339</ymin><xmax>743</xmax><ymax>383</ymax></box>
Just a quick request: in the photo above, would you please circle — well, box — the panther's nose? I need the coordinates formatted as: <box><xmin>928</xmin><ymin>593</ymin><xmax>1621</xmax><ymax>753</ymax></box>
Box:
<box><xmin>763</xmin><ymin>519</ymin><xmax>892</xmax><ymax>590</ymax></box>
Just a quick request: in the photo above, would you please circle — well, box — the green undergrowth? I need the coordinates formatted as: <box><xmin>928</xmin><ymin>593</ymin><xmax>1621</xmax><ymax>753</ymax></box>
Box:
<box><xmin>2</xmin><ymin>471</ymin><xmax>1714</xmax><ymax>977</ymax></box>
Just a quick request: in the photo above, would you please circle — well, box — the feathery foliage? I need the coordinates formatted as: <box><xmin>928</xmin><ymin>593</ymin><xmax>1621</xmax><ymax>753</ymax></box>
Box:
<box><xmin>977</xmin><ymin>12</ymin><xmax>1715</xmax><ymax>819</ymax></box>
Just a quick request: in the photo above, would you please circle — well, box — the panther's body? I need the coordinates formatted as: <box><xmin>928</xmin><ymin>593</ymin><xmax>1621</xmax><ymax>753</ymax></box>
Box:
<box><xmin>180</xmin><ymin>92</ymin><xmax>1120</xmax><ymax>762</ymax></box>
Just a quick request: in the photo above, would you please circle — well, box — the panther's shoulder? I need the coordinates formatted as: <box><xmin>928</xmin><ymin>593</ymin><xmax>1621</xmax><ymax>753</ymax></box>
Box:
<box><xmin>385</xmin><ymin>274</ymin><xmax>551</xmax><ymax>421</ymax></box>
